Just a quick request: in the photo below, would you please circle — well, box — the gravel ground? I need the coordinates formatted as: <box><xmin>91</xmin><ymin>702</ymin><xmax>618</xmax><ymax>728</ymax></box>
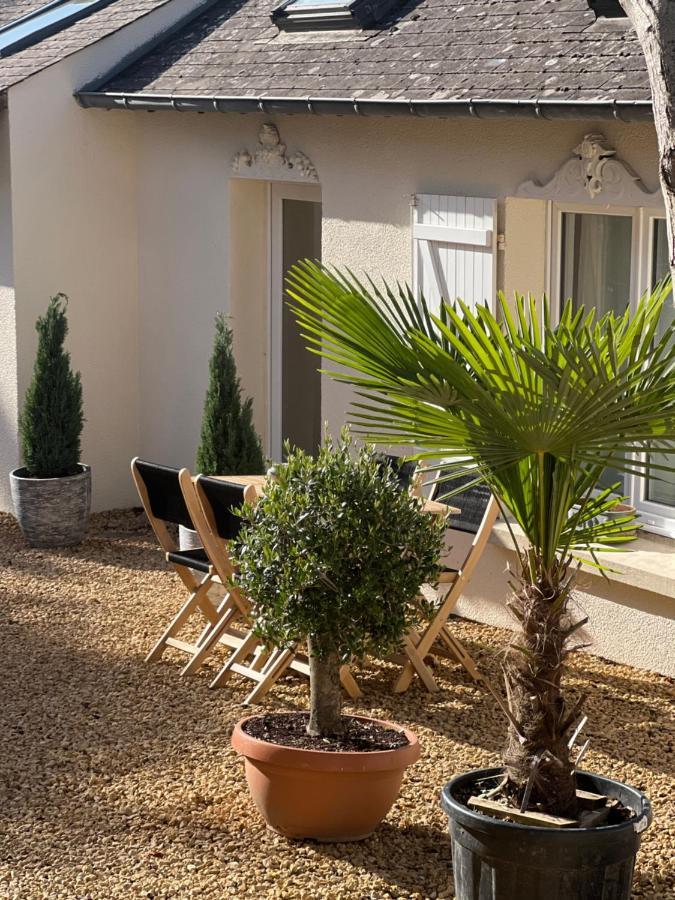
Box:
<box><xmin>1</xmin><ymin>509</ymin><xmax>673</xmax><ymax>900</ymax></box>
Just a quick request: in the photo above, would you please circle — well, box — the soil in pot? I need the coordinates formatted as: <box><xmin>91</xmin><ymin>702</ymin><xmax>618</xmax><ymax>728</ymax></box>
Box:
<box><xmin>441</xmin><ymin>767</ymin><xmax>652</xmax><ymax>900</ymax></box>
<box><xmin>232</xmin><ymin>713</ymin><xmax>419</xmax><ymax>843</ymax></box>
<box><xmin>243</xmin><ymin>712</ymin><xmax>409</xmax><ymax>752</ymax></box>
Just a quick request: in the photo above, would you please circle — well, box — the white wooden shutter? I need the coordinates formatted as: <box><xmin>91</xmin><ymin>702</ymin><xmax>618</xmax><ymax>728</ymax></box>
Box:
<box><xmin>412</xmin><ymin>194</ymin><xmax>497</xmax><ymax>313</ymax></box>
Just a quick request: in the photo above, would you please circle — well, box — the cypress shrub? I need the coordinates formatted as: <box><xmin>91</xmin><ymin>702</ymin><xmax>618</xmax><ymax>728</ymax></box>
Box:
<box><xmin>20</xmin><ymin>294</ymin><xmax>84</xmax><ymax>478</ymax></box>
<box><xmin>196</xmin><ymin>314</ymin><xmax>265</xmax><ymax>475</ymax></box>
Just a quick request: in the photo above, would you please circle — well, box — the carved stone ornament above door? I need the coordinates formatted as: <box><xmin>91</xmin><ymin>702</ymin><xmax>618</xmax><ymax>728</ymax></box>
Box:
<box><xmin>231</xmin><ymin>123</ymin><xmax>318</xmax><ymax>183</ymax></box>
<box><xmin>517</xmin><ymin>133</ymin><xmax>663</xmax><ymax>206</ymax></box>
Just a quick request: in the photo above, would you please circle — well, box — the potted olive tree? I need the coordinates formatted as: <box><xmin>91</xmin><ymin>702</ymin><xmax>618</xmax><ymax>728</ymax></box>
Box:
<box><xmin>182</xmin><ymin>313</ymin><xmax>265</xmax><ymax>550</ymax></box>
<box><xmin>10</xmin><ymin>295</ymin><xmax>89</xmax><ymax>548</ymax></box>
<box><xmin>288</xmin><ymin>263</ymin><xmax>674</xmax><ymax>896</ymax></box>
<box><xmin>230</xmin><ymin>432</ymin><xmax>444</xmax><ymax>842</ymax></box>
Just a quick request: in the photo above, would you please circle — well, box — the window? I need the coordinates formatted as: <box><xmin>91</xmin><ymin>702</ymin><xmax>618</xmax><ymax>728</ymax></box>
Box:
<box><xmin>0</xmin><ymin>0</ymin><xmax>110</xmax><ymax>57</ymax></box>
<box><xmin>642</xmin><ymin>219</ymin><xmax>675</xmax><ymax>514</ymax></box>
<box><xmin>271</xmin><ymin>0</ymin><xmax>402</xmax><ymax>31</ymax></box>
<box><xmin>556</xmin><ymin>205</ymin><xmax>675</xmax><ymax>537</ymax></box>
<box><xmin>560</xmin><ymin>212</ymin><xmax>633</xmax><ymax>316</ymax></box>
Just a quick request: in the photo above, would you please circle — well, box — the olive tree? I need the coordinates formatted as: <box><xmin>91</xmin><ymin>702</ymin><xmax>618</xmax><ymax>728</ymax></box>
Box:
<box><xmin>233</xmin><ymin>432</ymin><xmax>444</xmax><ymax>737</ymax></box>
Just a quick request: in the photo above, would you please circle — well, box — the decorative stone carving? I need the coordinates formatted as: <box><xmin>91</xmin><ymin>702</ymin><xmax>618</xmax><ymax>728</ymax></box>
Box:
<box><xmin>517</xmin><ymin>133</ymin><xmax>662</xmax><ymax>206</ymax></box>
<box><xmin>232</xmin><ymin>123</ymin><xmax>318</xmax><ymax>182</ymax></box>
<box><xmin>574</xmin><ymin>133</ymin><xmax>616</xmax><ymax>198</ymax></box>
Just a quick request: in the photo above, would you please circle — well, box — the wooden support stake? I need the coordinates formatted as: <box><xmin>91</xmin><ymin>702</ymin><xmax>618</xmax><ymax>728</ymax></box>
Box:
<box><xmin>576</xmin><ymin>789</ymin><xmax>608</xmax><ymax>810</ymax></box>
<box><xmin>468</xmin><ymin>796</ymin><xmax>577</xmax><ymax>828</ymax></box>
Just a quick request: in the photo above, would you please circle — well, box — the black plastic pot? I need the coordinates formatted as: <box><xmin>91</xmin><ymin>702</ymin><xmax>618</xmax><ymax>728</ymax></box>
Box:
<box><xmin>441</xmin><ymin>768</ymin><xmax>652</xmax><ymax>900</ymax></box>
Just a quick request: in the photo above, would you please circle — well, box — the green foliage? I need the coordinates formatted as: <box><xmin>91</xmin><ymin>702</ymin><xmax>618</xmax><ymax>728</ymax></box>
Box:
<box><xmin>234</xmin><ymin>430</ymin><xmax>444</xmax><ymax>662</ymax></box>
<box><xmin>20</xmin><ymin>294</ymin><xmax>83</xmax><ymax>478</ymax></box>
<box><xmin>286</xmin><ymin>262</ymin><xmax>675</xmax><ymax>809</ymax></box>
<box><xmin>288</xmin><ymin>264</ymin><xmax>675</xmax><ymax>570</ymax></box>
<box><xmin>196</xmin><ymin>314</ymin><xmax>264</xmax><ymax>476</ymax></box>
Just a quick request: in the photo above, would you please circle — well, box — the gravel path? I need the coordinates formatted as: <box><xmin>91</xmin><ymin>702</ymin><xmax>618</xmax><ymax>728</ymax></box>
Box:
<box><xmin>1</xmin><ymin>510</ymin><xmax>673</xmax><ymax>899</ymax></box>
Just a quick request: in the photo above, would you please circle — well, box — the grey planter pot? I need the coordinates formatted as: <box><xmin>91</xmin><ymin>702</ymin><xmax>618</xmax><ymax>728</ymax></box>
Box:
<box><xmin>10</xmin><ymin>464</ymin><xmax>91</xmax><ymax>548</ymax></box>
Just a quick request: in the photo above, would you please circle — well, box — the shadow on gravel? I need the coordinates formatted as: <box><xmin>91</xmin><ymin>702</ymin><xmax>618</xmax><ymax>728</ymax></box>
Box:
<box><xmin>309</xmin><ymin>821</ymin><xmax>454</xmax><ymax>898</ymax></box>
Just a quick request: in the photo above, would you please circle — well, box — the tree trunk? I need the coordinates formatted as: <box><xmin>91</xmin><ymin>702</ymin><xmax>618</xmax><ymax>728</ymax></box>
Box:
<box><xmin>620</xmin><ymin>0</ymin><xmax>675</xmax><ymax>282</ymax></box>
<box><xmin>503</xmin><ymin>559</ymin><xmax>580</xmax><ymax>817</ymax></box>
<box><xmin>307</xmin><ymin>634</ymin><xmax>344</xmax><ymax>737</ymax></box>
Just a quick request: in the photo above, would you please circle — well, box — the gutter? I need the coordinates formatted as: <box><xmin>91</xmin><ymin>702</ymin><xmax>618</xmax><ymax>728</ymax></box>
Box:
<box><xmin>75</xmin><ymin>92</ymin><xmax>653</xmax><ymax>122</ymax></box>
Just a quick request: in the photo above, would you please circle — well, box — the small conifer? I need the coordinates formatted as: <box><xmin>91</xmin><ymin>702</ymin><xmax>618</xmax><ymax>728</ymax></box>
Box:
<box><xmin>20</xmin><ymin>295</ymin><xmax>84</xmax><ymax>478</ymax></box>
<box><xmin>196</xmin><ymin>315</ymin><xmax>264</xmax><ymax>475</ymax></box>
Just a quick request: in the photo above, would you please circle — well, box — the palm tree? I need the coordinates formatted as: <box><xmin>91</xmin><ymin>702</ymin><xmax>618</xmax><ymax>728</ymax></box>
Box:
<box><xmin>287</xmin><ymin>262</ymin><xmax>675</xmax><ymax>817</ymax></box>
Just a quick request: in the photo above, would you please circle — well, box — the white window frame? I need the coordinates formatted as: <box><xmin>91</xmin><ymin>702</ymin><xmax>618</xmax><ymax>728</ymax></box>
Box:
<box><xmin>550</xmin><ymin>202</ymin><xmax>674</xmax><ymax>538</ymax></box>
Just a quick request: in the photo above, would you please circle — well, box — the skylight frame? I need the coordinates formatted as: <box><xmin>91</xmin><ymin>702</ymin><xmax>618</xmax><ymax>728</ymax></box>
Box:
<box><xmin>0</xmin><ymin>0</ymin><xmax>113</xmax><ymax>58</ymax></box>
<box><xmin>271</xmin><ymin>0</ymin><xmax>401</xmax><ymax>32</ymax></box>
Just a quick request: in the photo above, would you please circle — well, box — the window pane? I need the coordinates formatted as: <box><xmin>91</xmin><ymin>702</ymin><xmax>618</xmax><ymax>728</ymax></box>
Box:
<box><xmin>560</xmin><ymin>212</ymin><xmax>633</xmax><ymax>494</ymax></box>
<box><xmin>560</xmin><ymin>212</ymin><xmax>633</xmax><ymax>316</ymax></box>
<box><xmin>646</xmin><ymin>219</ymin><xmax>675</xmax><ymax>508</ymax></box>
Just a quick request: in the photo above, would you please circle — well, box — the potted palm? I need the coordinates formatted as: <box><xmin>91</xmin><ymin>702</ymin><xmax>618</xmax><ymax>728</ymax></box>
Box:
<box><xmin>230</xmin><ymin>431</ymin><xmax>444</xmax><ymax>842</ymax></box>
<box><xmin>288</xmin><ymin>263</ymin><xmax>674</xmax><ymax>896</ymax></box>
<box><xmin>10</xmin><ymin>295</ymin><xmax>89</xmax><ymax>548</ymax></box>
<box><xmin>182</xmin><ymin>313</ymin><xmax>265</xmax><ymax>551</ymax></box>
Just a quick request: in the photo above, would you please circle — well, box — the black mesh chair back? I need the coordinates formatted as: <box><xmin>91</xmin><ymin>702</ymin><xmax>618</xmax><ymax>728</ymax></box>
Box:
<box><xmin>375</xmin><ymin>452</ymin><xmax>417</xmax><ymax>492</ymax></box>
<box><xmin>134</xmin><ymin>460</ymin><xmax>194</xmax><ymax>530</ymax></box>
<box><xmin>431</xmin><ymin>469</ymin><xmax>492</xmax><ymax>534</ymax></box>
<box><xmin>195</xmin><ymin>476</ymin><xmax>248</xmax><ymax>541</ymax></box>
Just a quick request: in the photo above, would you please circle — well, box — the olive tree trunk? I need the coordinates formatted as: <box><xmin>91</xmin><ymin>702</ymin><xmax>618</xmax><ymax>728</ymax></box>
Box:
<box><xmin>620</xmin><ymin>0</ymin><xmax>675</xmax><ymax>280</ymax></box>
<box><xmin>307</xmin><ymin>634</ymin><xmax>344</xmax><ymax>737</ymax></box>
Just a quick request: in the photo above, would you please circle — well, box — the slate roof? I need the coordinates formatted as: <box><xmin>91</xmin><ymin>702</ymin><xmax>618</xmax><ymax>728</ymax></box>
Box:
<box><xmin>97</xmin><ymin>0</ymin><xmax>650</xmax><ymax>104</ymax></box>
<box><xmin>0</xmin><ymin>0</ymin><xmax>172</xmax><ymax>95</ymax></box>
<box><xmin>0</xmin><ymin>1</ymin><xmax>46</xmax><ymax>29</ymax></box>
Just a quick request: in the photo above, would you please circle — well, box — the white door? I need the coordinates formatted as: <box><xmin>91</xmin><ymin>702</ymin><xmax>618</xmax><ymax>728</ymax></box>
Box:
<box><xmin>270</xmin><ymin>182</ymin><xmax>322</xmax><ymax>460</ymax></box>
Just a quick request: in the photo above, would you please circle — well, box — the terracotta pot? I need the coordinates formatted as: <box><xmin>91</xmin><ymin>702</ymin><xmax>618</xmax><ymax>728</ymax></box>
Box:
<box><xmin>231</xmin><ymin>714</ymin><xmax>420</xmax><ymax>842</ymax></box>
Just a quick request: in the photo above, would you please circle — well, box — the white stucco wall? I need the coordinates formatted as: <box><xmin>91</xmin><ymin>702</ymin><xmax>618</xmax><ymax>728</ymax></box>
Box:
<box><xmin>4</xmin><ymin>0</ymin><xmax>219</xmax><ymax>510</ymax></box>
<box><xmin>130</xmin><ymin>112</ymin><xmax>660</xmax><ymax>454</ymax></box>
<box><xmin>0</xmin><ymin>109</ymin><xmax>17</xmax><ymax>511</ymax></box>
<box><xmin>9</xmin><ymin>64</ymin><xmax>140</xmax><ymax>511</ymax></box>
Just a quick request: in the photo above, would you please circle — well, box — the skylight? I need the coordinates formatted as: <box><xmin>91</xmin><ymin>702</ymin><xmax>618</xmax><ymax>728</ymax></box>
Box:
<box><xmin>272</xmin><ymin>0</ymin><xmax>401</xmax><ymax>31</ymax></box>
<box><xmin>0</xmin><ymin>0</ymin><xmax>111</xmax><ymax>57</ymax></box>
<box><xmin>587</xmin><ymin>0</ymin><xmax>627</xmax><ymax>18</ymax></box>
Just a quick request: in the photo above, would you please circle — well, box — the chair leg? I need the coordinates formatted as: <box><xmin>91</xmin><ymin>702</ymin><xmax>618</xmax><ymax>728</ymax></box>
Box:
<box><xmin>393</xmin><ymin>632</ymin><xmax>439</xmax><ymax>694</ymax></box>
<box><xmin>181</xmin><ymin>594</ymin><xmax>245</xmax><ymax>677</ymax></box>
<box><xmin>339</xmin><ymin>665</ymin><xmax>362</xmax><ymax>700</ymax></box>
<box><xmin>145</xmin><ymin>576</ymin><xmax>214</xmax><ymax>663</ymax></box>
<box><xmin>209</xmin><ymin>630</ymin><xmax>260</xmax><ymax>689</ymax></box>
<box><xmin>245</xmin><ymin>648</ymin><xmax>296</xmax><ymax>705</ymax></box>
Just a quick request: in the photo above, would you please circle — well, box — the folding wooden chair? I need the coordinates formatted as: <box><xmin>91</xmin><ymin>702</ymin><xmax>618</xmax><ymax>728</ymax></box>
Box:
<box><xmin>192</xmin><ymin>475</ymin><xmax>362</xmax><ymax>704</ymax></box>
<box><xmin>131</xmin><ymin>458</ymin><xmax>223</xmax><ymax>665</ymax></box>
<box><xmin>374</xmin><ymin>452</ymin><xmax>418</xmax><ymax>493</ymax></box>
<box><xmin>393</xmin><ymin>469</ymin><xmax>499</xmax><ymax>694</ymax></box>
<box><xmin>177</xmin><ymin>472</ymin><xmax>258</xmax><ymax>677</ymax></box>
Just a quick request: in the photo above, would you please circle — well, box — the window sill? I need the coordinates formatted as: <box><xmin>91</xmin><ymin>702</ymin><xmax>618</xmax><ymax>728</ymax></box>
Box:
<box><xmin>490</xmin><ymin>521</ymin><xmax>675</xmax><ymax>603</ymax></box>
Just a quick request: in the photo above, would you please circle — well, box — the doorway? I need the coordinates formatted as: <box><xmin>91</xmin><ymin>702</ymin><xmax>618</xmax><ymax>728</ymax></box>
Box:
<box><xmin>270</xmin><ymin>183</ymin><xmax>322</xmax><ymax>460</ymax></box>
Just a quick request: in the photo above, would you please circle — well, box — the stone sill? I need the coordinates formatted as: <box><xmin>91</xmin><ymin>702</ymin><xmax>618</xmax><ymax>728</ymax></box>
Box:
<box><xmin>490</xmin><ymin>520</ymin><xmax>675</xmax><ymax>604</ymax></box>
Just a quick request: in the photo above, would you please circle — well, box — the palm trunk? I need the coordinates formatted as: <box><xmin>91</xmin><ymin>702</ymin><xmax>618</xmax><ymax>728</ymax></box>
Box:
<box><xmin>503</xmin><ymin>557</ymin><xmax>581</xmax><ymax>817</ymax></box>
<box><xmin>620</xmin><ymin>0</ymin><xmax>675</xmax><ymax>281</ymax></box>
<box><xmin>307</xmin><ymin>634</ymin><xmax>343</xmax><ymax>737</ymax></box>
